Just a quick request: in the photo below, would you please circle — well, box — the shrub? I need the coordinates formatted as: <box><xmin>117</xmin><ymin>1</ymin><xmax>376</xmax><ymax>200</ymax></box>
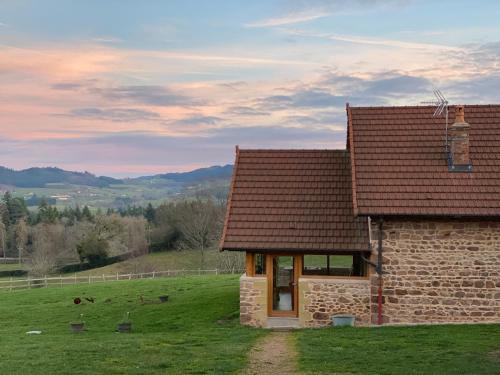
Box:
<box><xmin>76</xmin><ymin>234</ymin><xmax>109</xmax><ymax>267</ymax></box>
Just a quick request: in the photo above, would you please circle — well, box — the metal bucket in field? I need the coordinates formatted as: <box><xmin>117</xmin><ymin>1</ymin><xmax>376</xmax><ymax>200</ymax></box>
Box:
<box><xmin>332</xmin><ymin>315</ymin><xmax>355</xmax><ymax>327</ymax></box>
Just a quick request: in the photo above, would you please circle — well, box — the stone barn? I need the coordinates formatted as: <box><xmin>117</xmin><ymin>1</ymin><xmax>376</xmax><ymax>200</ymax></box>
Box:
<box><xmin>220</xmin><ymin>104</ymin><xmax>500</xmax><ymax>328</ymax></box>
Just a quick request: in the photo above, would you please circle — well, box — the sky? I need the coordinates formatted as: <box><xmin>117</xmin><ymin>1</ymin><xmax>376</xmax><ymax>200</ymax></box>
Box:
<box><xmin>1</xmin><ymin>0</ymin><xmax>499</xmax><ymax>177</ymax></box>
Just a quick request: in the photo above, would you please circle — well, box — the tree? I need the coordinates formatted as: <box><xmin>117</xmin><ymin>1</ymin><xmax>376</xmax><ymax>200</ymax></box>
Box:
<box><xmin>14</xmin><ymin>219</ymin><xmax>28</xmax><ymax>264</ymax></box>
<box><xmin>174</xmin><ymin>199</ymin><xmax>221</xmax><ymax>269</ymax></box>
<box><xmin>3</xmin><ymin>192</ymin><xmax>28</xmax><ymax>224</ymax></box>
<box><xmin>37</xmin><ymin>198</ymin><xmax>59</xmax><ymax>224</ymax></box>
<box><xmin>0</xmin><ymin>216</ymin><xmax>6</xmax><ymax>258</ymax></box>
<box><xmin>82</xmin><ymin>205</ymin><xmax>93</xmax><ymax>221</ymax></box>
<box><xmin>144</xmin><ymin>203</ymin><xmax>155</xmax><ymax>223</ymax></box>
<box><xmin>30</xmin><ymin>223</ymin><xmax>63</xmax><ymax>276</ymax></box>
<box><xmin>76</xmin><ymin>233</ymin><xmax>109</xmax><ymax>267</ymax></box>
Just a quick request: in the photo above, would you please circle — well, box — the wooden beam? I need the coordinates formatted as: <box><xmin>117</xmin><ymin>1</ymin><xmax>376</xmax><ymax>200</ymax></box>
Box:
<box><xmin>245</xmin><ymin>252</ymin><xmax>254</xmax><ymax>276</ymax></box>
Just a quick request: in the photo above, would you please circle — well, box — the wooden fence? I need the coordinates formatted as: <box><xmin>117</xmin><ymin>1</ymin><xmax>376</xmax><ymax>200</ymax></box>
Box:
<box><xmin>0</xmin><ymin>268</ymin><xmax>244</xmax><ymax>292</ymax></box>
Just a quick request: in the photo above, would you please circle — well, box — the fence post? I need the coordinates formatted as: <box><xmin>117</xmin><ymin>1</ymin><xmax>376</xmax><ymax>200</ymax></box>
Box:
<box><xmin>44</xmin><ymin>275</ymin><xmax>48</xmax><ymax>288</ymax></box>
<box><xmin>103</xmin><ymin>274</ymin><xmax>105</xmax><ymax>282</ymax></box>
<box><xmin>74</xmin><ymin>273</ymin><xmax>77</xmax><ymax>284</ymax></box>
<box><xmin>215</xmin><ymin>268</ymin><xmax>218</xmax><ymax>275</ymax></box>
<box><xmin>116</xmin><ymin>272</ymin><xmax>119</xmax><ymax>281</ymax></box>
<box><xmin>88</xmin><ymin>275</ymin><xmax>91</xmax><ymax>284</ymax></box>
<box><xmin>10</xmin><ymin>277</ymin><xmax>13</xmax><ymax>292</ymax></box>
<box><xmin>152</xmin><ymin>271</ymin><xmax>155</xmax><ymax>279</ymax></box>
<box><xmin>28</xmin><ymin>276</ymin><xmax>31</xmax><ymax>289</ymax></box>
<box><xmin>60</xmin><ymin>275</ymin><xmax>63</xmax><ymax>287</ymax></box>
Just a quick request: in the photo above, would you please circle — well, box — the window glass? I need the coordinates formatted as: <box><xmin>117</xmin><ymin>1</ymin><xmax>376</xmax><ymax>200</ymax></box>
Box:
<box><xmin>302</xmin><ymin>253</ymin><xmax>366</xmax><ymax>277</ymax></box>
<box><xmin>254</xmin><ymin>253</ymin><xmax>266</xmax><ymax>275</ymax></box>
<box><xmin>303</xmin><ymin>255</ymin><xmax>328</xmax><ymax>275</ymax></box>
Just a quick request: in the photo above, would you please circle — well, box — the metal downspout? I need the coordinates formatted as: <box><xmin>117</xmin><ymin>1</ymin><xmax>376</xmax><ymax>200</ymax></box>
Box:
<box><xmin>377</xmin><ymin>218</ymin><xmax>384</xmax><ymax>325</ymax></box>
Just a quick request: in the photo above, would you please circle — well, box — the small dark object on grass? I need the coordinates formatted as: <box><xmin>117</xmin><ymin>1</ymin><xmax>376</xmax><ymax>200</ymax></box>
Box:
<box><xmin>70</xmin><ymin>314</ymin><xmax>85</xmax><ymax>333</ymax></box>
<box><xmin>85</xmin><ymin>297</ymin><xmax>95</xmax><ymax>303</ymax></box>
<box><xmin>73</xmin><ymin>297</ymin><xmax>81</xmax><ymax>305</ymax></box>
<box><xmin>159</xmin><ymin>295</ymin><xmax>169</xmax><ymax>303</ymax></box>
<box><xmin>104</xmin><ymin>298</ymin><xmax>112</xmax><ymax>303</ymax></box>
<box><xmin>70</xmin><ymin>323</ymin><xmax>85</xmax><ymax>333</ymax></box>
<box><xmin>117</xmin><ymin>312</ymin><xmax>132</xmax><ymax>333</ymax></box>
<box><xmin>117</xmin><ymin>322</ymin><xmax>132</xmax><ymax>333</ymax></box>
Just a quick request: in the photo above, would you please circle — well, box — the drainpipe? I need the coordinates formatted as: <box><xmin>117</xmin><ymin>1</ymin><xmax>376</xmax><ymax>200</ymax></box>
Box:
<box><xmin>377</xmin><ymin>218</ymin><xmax>384</xmax><ymax>325</ymax></box>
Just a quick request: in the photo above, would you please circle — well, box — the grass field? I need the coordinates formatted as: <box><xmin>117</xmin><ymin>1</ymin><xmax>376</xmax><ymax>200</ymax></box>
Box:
<box><xmin>295</xmin><ymin>324</ymin><xmax>500</xmax><ymax>375</ymax></box>
<box><xmin>0</xmin><ymin>262</ymin><xmax>25</xmax><ymax>271</ymax></box>
<box><xmin>2</xmin><ymin>275</ymin><xmax>499</xmax><ymax>374</ymax></box>
<box><xmin>76</xmin><ymin>249</ymin><xmax>243</xmax><ymax>276</ymax></box>
<box><xmin>0</xmin><ymin>275</ymin><xmax>263</xmax><ymax>374</ymax></box>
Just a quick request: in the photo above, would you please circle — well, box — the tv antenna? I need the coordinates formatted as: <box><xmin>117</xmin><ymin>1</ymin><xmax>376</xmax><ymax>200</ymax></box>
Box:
<box><xmin>421</xmin><ymin>89</ymin><xmax>449</xmax><ymax>152</ymax></box>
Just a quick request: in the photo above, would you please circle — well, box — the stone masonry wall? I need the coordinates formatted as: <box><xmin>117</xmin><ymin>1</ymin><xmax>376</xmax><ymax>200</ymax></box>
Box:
<box><xmin>299</xmin><ymin>278</ymin><xmax>371</xmax><ymax>327</ymax></box>
<box><xmin>370</xmin><ymin>218</ymin><xmax>500</xmax><ymax>324</ymax></box>
<box><xmin>240</xmin><ymin>275</ymin><xmax>267</xmax><ymax>327</ymax></box>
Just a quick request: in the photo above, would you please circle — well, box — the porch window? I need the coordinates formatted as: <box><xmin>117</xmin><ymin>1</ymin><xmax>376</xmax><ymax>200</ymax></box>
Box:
<box><xmin>302</xmin><ymin>253</ymin><xmax>366</xmax><ymax>277</ymax></box>
<box><xmin>254</xmin><ymin>253</ymin><xmax>266</xmax><ymax>275</ymax></box>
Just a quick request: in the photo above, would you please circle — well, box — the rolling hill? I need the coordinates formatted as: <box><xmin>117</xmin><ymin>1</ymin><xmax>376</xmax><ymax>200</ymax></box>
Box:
<box><xmin>0</xmin><ymin>164</ymin><xmax>233</xmax><ymax>209</ymax></box>
<box><xmin>0</xmin><ymin>166</ymin><xmax>121</xmax><ymax>188</ymax></box>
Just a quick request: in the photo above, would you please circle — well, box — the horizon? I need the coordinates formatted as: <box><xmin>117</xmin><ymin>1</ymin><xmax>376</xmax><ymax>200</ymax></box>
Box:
<box><xmin>0</xmin><ymin>162</ymin><xmax>233</xmax><ymax>179</ymax></box>
<box><xmin>1</xmin><ymin>0</ymin><xmax>500</xmax><ymax>177</ymax></box>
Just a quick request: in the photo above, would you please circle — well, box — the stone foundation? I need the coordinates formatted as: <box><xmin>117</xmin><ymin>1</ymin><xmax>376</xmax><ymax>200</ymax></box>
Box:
<box><xmin>240</xmin><ymin>275</ymin><xmax>267</xmax><ymax>327</ymax></box>
<box><xmin>299</xmin><ymin>277</ymin><xmax>371</xmax><ymax>327</ymax></box>
<box><xmin>371</xmin><ymin>219</ymin><xmax>500</xmax><ymax>324</ymax></box>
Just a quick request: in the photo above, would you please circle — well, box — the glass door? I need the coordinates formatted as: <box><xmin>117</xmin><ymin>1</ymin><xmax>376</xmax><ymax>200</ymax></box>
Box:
<box><xmin>269</xmin><ymin>255</ymin><xmax>298</xmax><ymax>316</ymax></box>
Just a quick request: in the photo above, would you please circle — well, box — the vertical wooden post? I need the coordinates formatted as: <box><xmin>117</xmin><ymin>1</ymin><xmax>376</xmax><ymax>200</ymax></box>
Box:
<box><xmin>44</xmin><ymin>275</ymin><xmax>48</xmax><ymax>288</ymax></box>
<box><xmin>246</xmin><ymin>252</ymin><xmax>254</xmax><ymax>277</ymax></box>
<box><xmin>10</xmin><ymin>277</ymin><xmax>12</xmax><ymax>292</ymax></box>
<box><xmin>60</xmin><ymin>275</ymin><xmax>63</xmax><ymax>287</ymax></box>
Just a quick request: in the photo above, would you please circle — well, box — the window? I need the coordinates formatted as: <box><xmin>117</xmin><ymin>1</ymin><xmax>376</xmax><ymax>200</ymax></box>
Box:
<box><xmin>302</xmin><ymin>253</ymin><xmax>367</xmax><ymax>277</ymax></box>
<box><xmin>254</xmin><ymin>253</ymin><xmax>266</xmax><ymax>275</ymax></box>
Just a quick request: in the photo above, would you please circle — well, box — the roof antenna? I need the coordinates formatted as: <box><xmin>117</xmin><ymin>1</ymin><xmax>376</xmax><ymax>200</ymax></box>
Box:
<box><xmin>421</xmin><ymin>89</ymin><xmax>449</xmax><ymax>152</ymax></box>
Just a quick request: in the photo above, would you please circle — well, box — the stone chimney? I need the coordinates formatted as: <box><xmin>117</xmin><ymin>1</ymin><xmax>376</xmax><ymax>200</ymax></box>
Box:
<box><xmin>449</xmin><ymin>105</ymin><xmax>472</xmax><ymax>172</ymax></box>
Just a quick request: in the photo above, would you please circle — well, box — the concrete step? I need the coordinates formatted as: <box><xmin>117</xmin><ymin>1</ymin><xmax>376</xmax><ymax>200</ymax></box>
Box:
<box><xmin>267</xmin><ymin>317</ymin><xmax>300</xmax><ymax>330</ymax></box>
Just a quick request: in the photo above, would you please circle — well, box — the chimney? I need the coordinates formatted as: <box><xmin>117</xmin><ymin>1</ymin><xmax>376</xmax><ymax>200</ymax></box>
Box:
<box><xmin>448</xmin><ymin>105</ymin><xmax>472</xmax><ymax>172</ymax></box>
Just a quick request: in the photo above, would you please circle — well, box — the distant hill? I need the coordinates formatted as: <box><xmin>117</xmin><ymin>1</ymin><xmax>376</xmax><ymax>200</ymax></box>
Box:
<box><xmin>0</xmin><ymin>166</ymin><xmax>122</xmax><ymax>188</ymax></box>
<box><xmin>133</xmin><ymin>164</ymin><xmax>233</xmax><ymax>184</ymax></box>
<box><xmin>0</xmin><ymin>164</ymin><xmax>233</xmax><ymax>189</ymax></box>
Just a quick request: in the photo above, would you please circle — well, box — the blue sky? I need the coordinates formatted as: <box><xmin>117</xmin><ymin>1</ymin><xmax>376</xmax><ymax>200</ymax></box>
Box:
<box><xmin>1</xmin><ymin>0</ymin><xmax>499</xmax><ymax>176</ymax></box>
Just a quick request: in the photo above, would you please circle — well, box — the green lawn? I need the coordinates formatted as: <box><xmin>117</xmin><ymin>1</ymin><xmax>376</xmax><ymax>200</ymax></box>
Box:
<box><xmin>295</xmin><ymin>324</ymin><xmax>500</xmax><ymax>375</ymax></box>
<box><xmin>0</xmin><ymin>275</ymin><xmax>264</xmax><ymax>374</ymax></box>
<box><xmin>0</xmin><ymin>263</ymin><xmax>25</xmax><ymax>271</ymax></box>
<box><xmin>2</xmin><ymin>274</ymin><xmax>499</xmax><ymax>375</ymax></box>
<box><xmin>76</xmin><ymin>249</ymin><xmax>242</xmax><ymax>276</ymax></box>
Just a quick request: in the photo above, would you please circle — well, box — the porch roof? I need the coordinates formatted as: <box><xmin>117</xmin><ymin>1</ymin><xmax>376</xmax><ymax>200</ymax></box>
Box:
<box><xmin>220</xmin><ymin>149</ymin><xmax>369</xmax><ymax>252</ymax></box>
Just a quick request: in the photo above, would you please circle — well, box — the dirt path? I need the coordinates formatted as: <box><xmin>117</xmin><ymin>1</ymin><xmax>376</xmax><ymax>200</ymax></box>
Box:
<box><xmin>243</xmin><ymin>331</ymin><xmax>300</xmax><ymax>375</ymax></box>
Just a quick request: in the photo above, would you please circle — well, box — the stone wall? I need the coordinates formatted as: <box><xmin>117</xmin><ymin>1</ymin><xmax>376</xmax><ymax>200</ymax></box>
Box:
<box><xmin>371</xmin><ymin>218</ymin><xmax>500</xmax><ymax>324</ymax></box>
<box><xmin>240</xmin><ymin>275</ymin><xmax>267</xmax><ymax>327</ymax></box>
<box><xmin>299</xmin><ymin>277</ymin><xmax>371</xmax><ymax>327</ymax></box>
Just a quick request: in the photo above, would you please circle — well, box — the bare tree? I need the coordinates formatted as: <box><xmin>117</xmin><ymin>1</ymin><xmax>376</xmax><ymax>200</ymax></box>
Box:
<box><xmin>30</xmin><ymin>223</ymin><xmax>63</xmax><ymax>276</ymax></box>
<box><xmin>14</xmin><ymin>219</ymin><xmax>28</xmax><ymax>264</ymax></box>
<box><xmin>175</xmin><ymin>199</ymin><xmax>222</xmax><ymax>269</ymax></box>
<box><xmin>217</xmin><ymin>251</ymin><xmax>245</xmax><ymax>273</ymax></box>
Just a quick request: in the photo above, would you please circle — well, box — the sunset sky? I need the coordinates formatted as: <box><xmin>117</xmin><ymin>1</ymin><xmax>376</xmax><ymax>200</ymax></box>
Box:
<box><xmin>1</xmin><ymin>0</ymin><xmax>499</xmax><ymax>177</ymax></box>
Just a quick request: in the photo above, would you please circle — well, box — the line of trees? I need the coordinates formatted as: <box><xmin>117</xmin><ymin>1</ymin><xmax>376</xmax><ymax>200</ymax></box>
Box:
<box><xmin>0</xmin><ymin>192</ymin><xmax>230</xmax><ymax>275</ymax></box>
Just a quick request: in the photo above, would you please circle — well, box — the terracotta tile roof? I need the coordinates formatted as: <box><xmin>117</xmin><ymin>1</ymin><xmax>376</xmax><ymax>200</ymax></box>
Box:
<box><xmin>348</xmin><ymin>104</ymin><xmax>500</xmax><ymax>216</ymax></box>
<box><xmin>220</xmin><ymin>149</ymin><xmax>369</xmax><ymax>252</ymax></box>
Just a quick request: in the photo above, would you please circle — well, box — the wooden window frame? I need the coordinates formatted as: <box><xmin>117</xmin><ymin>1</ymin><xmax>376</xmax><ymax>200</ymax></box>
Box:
<box><xmin>300</xmin><ymin>253</ymin><xmax>370</xmax><ymax>280</ymax></box>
